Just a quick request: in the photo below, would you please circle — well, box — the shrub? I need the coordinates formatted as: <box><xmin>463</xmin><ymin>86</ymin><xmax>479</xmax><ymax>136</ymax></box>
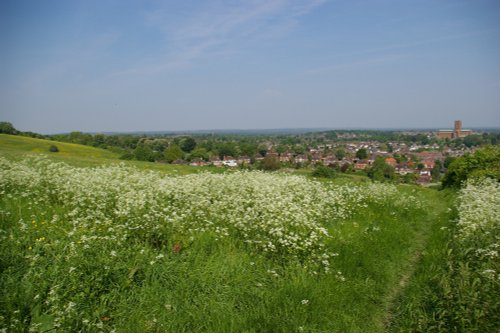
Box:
<box><xmin>48</xmin><ymin>145</ymin><xmax>59</xmax><ymax>152</ymax></box>
<box><xmin>0</xmin><ymin>121</ymin><xmax>18</xmax><ymax>134</ymax></box>
<box><xmin>312</xmin><ymin>165</ymin><xmax>336</xmax><ymax>178</ymax></box>
<box><xmin>442</xmin><ymin>145</ymin><xmax>500</xmax><ymax>188</ymax></box>
<box><xmin>259</xmin><ymin>156</ymin><xmax>281</xmax><ymax>171</ymax></box>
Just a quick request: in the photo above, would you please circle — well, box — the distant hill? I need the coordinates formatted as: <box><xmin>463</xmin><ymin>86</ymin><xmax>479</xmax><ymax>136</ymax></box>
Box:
<box><xmin>96</xmin><ymin>128</ymin><xmax>332</xmax><ymax>136</ymax></box>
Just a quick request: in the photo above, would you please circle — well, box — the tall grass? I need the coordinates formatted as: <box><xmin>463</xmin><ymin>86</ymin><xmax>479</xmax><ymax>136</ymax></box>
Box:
<box><xmin>0</xmin><ymin>157</ymin><xmax>445</xmax><ymax>332</ymax></box>
<box><xmin>390</xmin><ymin>179</ymin><xmax>499</xmax><ymax>332</ymax></box>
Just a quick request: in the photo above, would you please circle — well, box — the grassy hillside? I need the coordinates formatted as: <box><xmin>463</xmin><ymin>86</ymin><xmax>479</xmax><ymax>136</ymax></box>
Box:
<box><xmin>0</xmin><ymin>133</ymin><xmax>118</xmax><ymax>162</ymax></box>
<box><xmin>0</xmin><ymin>134</ymin><xmax>214</xmax><ymax>175</ymax></box>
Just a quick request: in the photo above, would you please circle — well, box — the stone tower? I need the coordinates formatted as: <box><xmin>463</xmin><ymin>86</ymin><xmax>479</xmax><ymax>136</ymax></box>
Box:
<box><xmin>454</xmin><ymin>120</ymin><xmax>462</xmax><ymax>138</ymax></box>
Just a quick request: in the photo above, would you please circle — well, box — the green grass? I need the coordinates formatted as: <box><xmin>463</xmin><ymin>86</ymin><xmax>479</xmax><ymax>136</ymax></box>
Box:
<box><xmin>389</xmin><ymin>182</ymin><xmax>499</xmax><ymax>333</ymax></box>
<box><xmin>3</xmin><ymin>135</ymin><xmax>494</xmax><ymax>332</ymax></box>
<box><xmin>0</xmin><ymin>191</ymin><xmax>445</xmax><ymax>332</ymax></box>
<box><xmin>0</xmin><ymin>133</ymin><xmax>118</xmax><ymax>161</ymax></box>
<box><xmin>0</xmin><ymin>134</ymin><xmax>217</xmax><ymax>175</ymax></box>
<box><xmin>0</xmin><ymin>154</ymin><xmax>454</xmax><ymax>332</ymax></box>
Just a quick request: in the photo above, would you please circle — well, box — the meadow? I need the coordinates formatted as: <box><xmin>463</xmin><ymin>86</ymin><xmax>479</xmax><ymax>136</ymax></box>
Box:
<box><xmin>0</xmin><ymin>135</ymin><xmax>497</xmax><ymax>332</ymax></box>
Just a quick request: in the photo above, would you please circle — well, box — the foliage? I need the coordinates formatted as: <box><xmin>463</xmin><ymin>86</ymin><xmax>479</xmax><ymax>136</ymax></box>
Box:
<box><xmin>312</xmin><ymin>165</ymin><xmax>336</xmax><ymax>179</ymax></box>
<box><xmin>48</xmin><ymin>145</ymin><xmax>59</xmax><ymax>153</ymax></box>
<box><xmin>390</xmin><ymin>179</ymin><xmax>499</xmax><ymax>332</ymax></box>
<box><xmin>163</xmin><ymin>144</ymin><xmax>183</xmax><ymax>163</ymax></box>
<box><xmin>335</xmin><ymin>148</ymin><xmax>346</xmax><ymax>160</ymax></box>
<box><xmin>367</xmin><ymin>156</ymin><xmax>395</xmax><ymax>182</ymax></box>
<box><xmin>189</xmin><ymin>147</ymin><xmax>209</xmax><ymax>161</ymax></box>
<box><xmin>442</xmin><ymin>145</ymin><xmax>500</xmax><ymax>188</ymax></box>
<box><xmin>133</xmin><ymin>144</ymin><xmax>155</xmax><ymax>162</ymax></box>
<box><xmin>0</xmin><ymin>122</ymin><xmax>18</xmax><ymax>135</ymax></box>
<box><xmin>259</xmin><ymin>156</ymin><xmax>281</xmax><ymax>171</ymax></box>
<box><xmin>444</xmin><ymin>156</ymin><xmax>456</xmax><ymax>168</ymax></box>
<box><xmin>176</xmin><ymin>136</ymin><xmax>197</xmax><ymax>153</ymax></box>
<box><xmin>356</xmin><ymin>148</ymin><xmax>368</xmax><ymax>160</ymax></box>
<box><xmin>431</xmin><ymin>160</ymin><xmax>442</xmax><ymax>181</ymax></box>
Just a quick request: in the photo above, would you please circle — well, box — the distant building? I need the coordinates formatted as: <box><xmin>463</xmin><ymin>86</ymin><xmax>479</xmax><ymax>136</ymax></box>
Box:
<box><xmin>437</xmin><ymin>120</ymin><xmax>472</xmax><ymax>139</ymax></box>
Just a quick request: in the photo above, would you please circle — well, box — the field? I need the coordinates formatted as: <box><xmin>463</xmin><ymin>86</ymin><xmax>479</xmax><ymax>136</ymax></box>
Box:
<box><xmin>0</xmin><ymin>135</ymin><xmax>498</xmax><ymax>332</ymax></box>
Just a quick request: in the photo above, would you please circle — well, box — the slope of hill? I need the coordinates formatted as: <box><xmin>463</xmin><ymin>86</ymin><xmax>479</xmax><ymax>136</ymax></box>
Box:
<box><xmin>0</xmin><ymin>134</ymin><xmax>211</xmax><ymax>174</ymax></box>
<box><xmin>0</xmin><ymin>133</ymin><xmax>118</xmax><ymax>162</ymax></box>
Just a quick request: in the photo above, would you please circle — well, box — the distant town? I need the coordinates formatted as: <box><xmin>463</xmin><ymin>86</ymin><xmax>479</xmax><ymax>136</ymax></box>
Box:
<box><xmin>1</xmin><ymin>120</ymin><xmax>498</xmax><ymax>185</ymax></box>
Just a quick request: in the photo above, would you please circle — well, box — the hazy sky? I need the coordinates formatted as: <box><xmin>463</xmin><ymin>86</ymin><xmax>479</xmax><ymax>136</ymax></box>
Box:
<box><xmin>1</xmin><ymin>0</ymin><xmax>500</xmax><ymax>133</ymax></box>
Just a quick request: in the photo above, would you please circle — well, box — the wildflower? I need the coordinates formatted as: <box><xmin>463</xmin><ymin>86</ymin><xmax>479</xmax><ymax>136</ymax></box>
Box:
<box><xmin>301</xmin><ymin>299</ymin><xmax>309</xmax><ymax>305</ymax></box>
<box><xmin>172</xmin><ymin>242</ymin><xmax>182</xmax><ymax>254</ymax></box>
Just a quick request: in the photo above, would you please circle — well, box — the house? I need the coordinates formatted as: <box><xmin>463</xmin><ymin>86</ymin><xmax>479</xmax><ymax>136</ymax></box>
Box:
<box><xmin>189</xmin><ymin>158</ymin><xmax>207</xmax><ymax>167</ymax></box>
<box><xmin>385</xmin><ymin>157</ymin><xmax>397</xmax><ymax>167</ymax></box>
<box><xmin>354</xmin><ymin>160</ymin><xmax>369</xmax><ymax>170</ymax></box>
<box><xmin>322</xmin><ymin>155</ymin><xmax>337</xmax><ymax>166</ymax></box>
<box><xmin>279</xmin><ymin>152</ymin><xmax>293</xmax><ymax>162</ymax></box>
<box><xmin>294</xmin><ymin>155</ymin><xmax>308</xmax><ymax>164</ymax></box>
<box><xmin>209</xmin><ymin>156</ymin><xmax>223</xmax><ymax>167</ymax></box>
<box><xmin>237</xmin><ymin>156</ymin><xmax>251</xmax><ymax>165</ymax></box>
<box><xmin>311</xmin><ymin>153</ymin><xmax>322</xmax><ymax>163</ymax></box>
<box><xmin>421</xmin><ymin>159</ymin><xmax>435</xmax><ymax>169</ymax></box>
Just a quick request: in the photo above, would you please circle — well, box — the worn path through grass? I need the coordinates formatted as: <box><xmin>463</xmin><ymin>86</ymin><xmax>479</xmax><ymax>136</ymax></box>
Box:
<box><xmin>383</xmin><ymin>188</ymin><xmax>454</xmax><ymax>331</ymax></box>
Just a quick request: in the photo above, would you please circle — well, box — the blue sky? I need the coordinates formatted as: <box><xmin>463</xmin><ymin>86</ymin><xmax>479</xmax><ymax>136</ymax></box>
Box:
<box><xmin>1</xmin><ymin>0</ymin><xmax>500</xmax><ymax>133</ymax></box>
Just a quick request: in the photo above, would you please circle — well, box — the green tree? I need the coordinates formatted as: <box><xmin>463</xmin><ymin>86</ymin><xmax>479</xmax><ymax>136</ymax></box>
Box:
<box><xmin>190</xmin><ymin>147</ymin><xmax>209</xmax><ymax>161</ymax></box>
<box><xmin>239</xmin><ymin>142</ymin><xmax>258</xmax><ymax>157</ymax></box>
<box><xmin>0</xmin><ymin>122</ymin><xmax>18</xmax><ymax>134</ymax></box>
<box><xmin>367</xmin><ymin>156</ymin><xmax>395</xmax><ymax>182</ymax></box>
<box><xmin>217</xmin><ymin>142</ymin><xmax>238</xmax><ymax>159</ymax></box>
<box><xmin>431</xmin><ymin>160</ymin><xmax>442</xmax><ymax>181</ymax></box>
<box><xmin>259</xmin><ymin>156</ymin><xmax>280</xmax><ymax>171</ymax></box>
<box><xmin>463</xmin><ymin>134</ymin><xmax>483</xmax><ymax>148</ymax></box>
<box><xmin>293</xmin><ymin>145</ymin><xmax>306</xmax><ymax>155</ymax></box>
<box><xmin>442</xmin><ymin>145</ymin><xmax>500</xmax><ymax>188</ymax></box>
<box><xmin>276</xmin><ymin>144</ymin><xmax>288</xmax><ymax>154</ymax></box>
<box><xmin>258</xmin><ymin>145</ymin><xmax>268</xmax><ymax>157</ymax></box>
<box><xmin>312</xmin><ymin>165</ymin><xmax>336</xmax><ymax>178</ymax></box>
<box><xmin>133</xmin><ymin>144</ymin><xmax>155</xmax><ymax>162</ymax></box>
<box><xmin>68</xmin><ymin>131</ymin><xmax>92</xmax><ymax>145</ymax></box>
<box><xmin>177</xmin><ymin>136</ymin><xmax>197</xmax><ymax>153</ymax></box>
<box><xmin>164</xmin><ymin>144</ymin><xmax>184</xmax><ymax>163</ymax></box>
<box><xmin>335</xmin><ymin>148</ymin><xmax>346</xmax><ymax>160</ymax></box>
<box><xmin>356</xmin><ymin>148</ymin><xmax>368</xmax><ymax>160</ymax></box>
<box><xmin>325</xmin><ymin>131</ymin><xmax>337</xmax><ymax>139</ymax></box>
<box><xmin>444</xmin><ymin>156</ymin><xmax>455</xmax><ymax>168</ymax></box>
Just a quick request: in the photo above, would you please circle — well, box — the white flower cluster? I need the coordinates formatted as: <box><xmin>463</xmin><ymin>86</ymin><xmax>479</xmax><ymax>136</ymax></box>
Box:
<box><xmin>456</xmin><ymin>177</ymin><xmax>499</xmax><ymax>280</ymax></box>
<box><xmin>457</xmin><ymin>178</ymin><xmax>499</xmax><ymax>239</ymax></box>
<box><xmin>0</xmin><ymin>157</ymin><xmax>419</xmax><ymax>272</ymax></box>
